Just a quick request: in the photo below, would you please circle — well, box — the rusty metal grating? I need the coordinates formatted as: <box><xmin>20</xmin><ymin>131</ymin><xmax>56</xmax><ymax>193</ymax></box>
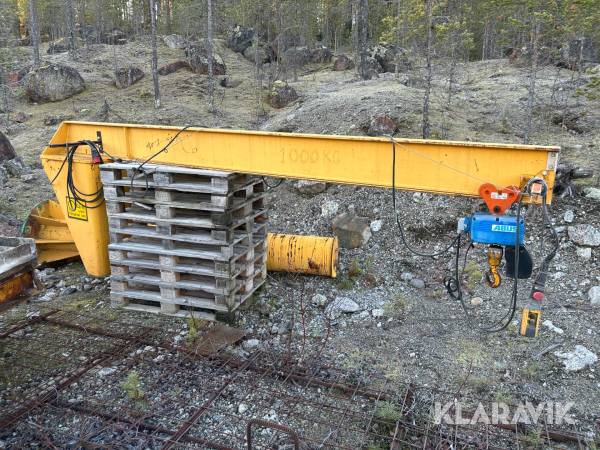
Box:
<box><xmin>0</xmin><ymin>308</ymin><xmax>591</xmax><ymax>449</ymax></box>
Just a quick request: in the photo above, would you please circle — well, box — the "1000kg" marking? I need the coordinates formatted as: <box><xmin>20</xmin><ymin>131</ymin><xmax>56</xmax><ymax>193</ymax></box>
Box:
<box><xmin>280</xmin><ymin>148</ymin><xmax>341</xmax><ymax>164</ymax></box>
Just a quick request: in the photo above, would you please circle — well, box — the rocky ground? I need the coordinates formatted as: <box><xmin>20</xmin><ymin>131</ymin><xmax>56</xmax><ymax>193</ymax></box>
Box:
<box><xmin>1</xmin><ymin>35</ymin><xmax>600</xmax><ymax>446</ymax></box>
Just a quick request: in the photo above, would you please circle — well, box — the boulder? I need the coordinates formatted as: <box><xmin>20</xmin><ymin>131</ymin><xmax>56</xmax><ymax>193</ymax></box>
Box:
<box><xmin>220</xmin><ymin>77</ymin><xmax>242</xmax><ymax>88</ymax></box>
<box><xmin>12</xmin><ymin>112</ymin><xmax>31</xmax><ymax>123</ymax></box>
<box><xmin>357</xmin><ymin>56</ymin><xmax>383</xmax><ymax>79</ymax></box>
<box><xmin>227</xmin><ymin>25</ymin><xmax>254</xmax><ymax>53</ymax></box>
<box><xmin>332</xmin><ymin>213</ymin><xmax>372</xmax><ymax>249</ymax></box>
<box><xmin>583</xmin><ymin>187</ymin><xmax>600</xmax><ymax>201</ymax></box>
<box><xmin>283</xmin><ymin>46</ymin><xmax>311</xmax><ymax>68</ymax></box>
<box><xmin>0</xmin><ymin>131</ymin><xmax>17</xmax><ymax>162</ymax></box>
<box><xmin>47</xmin><ymin>37</ymin><xmax>82</xmax><ymax>54</ymax></box>
<box><xmin>243</xmin><ymin>42</ymin><xmax>273</xmax><ymax>64</ymax></box>
<box><xmin>185</xmin><ymin>45</ymin><xmax>226</xmax><ymax>75</ymax></box>
<box><xmin>158</xmin><ymin>60</ymin><xmax>192</xmax><ymax>76</ymax></box>
<box><xmin>24</xmin><ymin>64</ymin><xmax>85</xmax><ymax>102</ymax></box>
<box><xmin>333</xmin><ymin>54</ymin><xmax>354</xmax><ymax>71</ymax></box>
<box><xmin>554</xmin><ymin>345</ymin><xmax>598</xmax><ymax>371</ymax></box>
<box><xmin>310</xmin><ymin>44</ymin><xmax>332</xmax><ymax>63</ymax></box>
<box><xmin>568</xmin><ymin>224</ymin><xmax>600</xmax><ymax>247</ymax></box>
<box><xmin>101</xmin><ymin>28</ymin><xmax>127</xmax><ymax>45</ymax></box>
<box><xmin>4</xmin><ymin>157</ymin><xmax>26</xmax><ymax>176</ymax></box>
<box><xmin>267</xmin><ymin>81</ymin><xmax>298</xmax><ymax>108</ymax></box>
<box><xmin>365</xmin><ymin>114</ymin><xmax>397</xmax><ymax>136</ymax></box>
<box><xmin>325</xmin><ymin>297</ymin><xmax>360</xmax><ymax>319</ymax></box>
<box><xmin>295</xmin><ymin>180</ymin><xmax>327</xmax><ymax>195</ymax></box>
<box><xmin>551</xmin><ymin>110</ymin><xmax>591</xmax><ymax>134</ymax></box>
<box><xmin>114</xmin><ymin>67</ymin><xmax>144</xmax><ymax>88</ymax></box>
<box><xmin>163</xmin><ymin>34</ymin><xmax>187</xmax><ymax>49</ymax></box>
<box><xmin>368</xmin><ymin>44</ymin><xmax>411</xmax><ymax>73</ymax></box>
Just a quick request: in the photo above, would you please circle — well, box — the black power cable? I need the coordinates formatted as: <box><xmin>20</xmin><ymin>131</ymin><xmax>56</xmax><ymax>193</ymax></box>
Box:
<box><xmin>262</xmin><ymin>176</ymin><xmax>284</xmax><ymax>189</ymax></box>
<box><xmin>129</xmin><ymin>125</ymin><xmax>193</xmax><ymax>195</ymax></box>
<box><xmin>444</xmin><ymin>192</ymin><xmax>523</xmax><ymax>333</ymax></box>
<box><xmin>49</xmin><ymin>141</ymin><xmax>106</xmax><ymax>209</ymax></box>
<box><xmin>391</xmin><ymin>138</ymin><xmax>461</xmax><ymax>257</ymax></box>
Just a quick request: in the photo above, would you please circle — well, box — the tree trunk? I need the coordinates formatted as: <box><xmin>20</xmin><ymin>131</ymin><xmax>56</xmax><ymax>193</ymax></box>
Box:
<box><xmin>66</xmin><ymin>0</ymin><xmax>76</xmax><ymax>59</ymax></box>
<box><xmin>28</xmin><ymin>0</ymin><xmax>40</xmax><ymax>66</ymax></box>
<box><xmin>253</xmin><ymin>20</ymin><xmax>263</xmax><ymax>126</ymax></box>
<box><xmin>94</xmin><ymin>0</ymin><xmax>103</xmax><ymax>43</ymax></box>
<box><xmin>353</xmin><ymin>0</ymin><xmax>369</xmax><ymax>80</ymax></box>
<box><xmin>149</xmin><ymin>0</ymin><xmax>160</xmax><ymax>109</ymax></box>
<box><xmin>207</xmin><ymin>0</ymin><xmax>215</xmax><ymax>114</ymax></box>
<box><xmin>164</xmin><ymin>0</ymin><xmax>171</xmax><ymax>34</ymax></box>
<box><xmin>524</xmin><ymin>18</ymin><xmax>539</xmax><ymax>144</ymax></box>
<box><xmin>422</xmin><ymin>0</ymin><xmax>433</xmax><ymax>139</ymax></box>
<box><xmin>80</xmin><ymin>0</ymin><xmax>89</xmax><ymax>47</ymax></box>
<box><xmin>395</xmin><ymin>0</ymin><xmax>401</xmax><ymax>79</ymax></box>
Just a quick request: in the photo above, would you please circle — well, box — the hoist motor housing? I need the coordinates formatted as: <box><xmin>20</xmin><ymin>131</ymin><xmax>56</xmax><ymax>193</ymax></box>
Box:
<box><xmin>458</xmin><ymin>213</ymin><xmax>525</xmax><ymax>246</ymax></box>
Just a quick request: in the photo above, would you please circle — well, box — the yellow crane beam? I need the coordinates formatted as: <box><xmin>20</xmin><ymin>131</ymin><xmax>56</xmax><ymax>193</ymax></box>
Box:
<box><xmin>39</xmin><ymin>121</ymin><xmax>559</xmax><ymax>276</ymax></box>
<box><xmin>44</xmin><ymin>121</ymin><xmax>559</xmax><ymax>197</ymax></box>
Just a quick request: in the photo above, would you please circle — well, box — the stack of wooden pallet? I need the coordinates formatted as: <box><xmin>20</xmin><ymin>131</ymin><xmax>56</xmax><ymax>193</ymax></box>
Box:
<box><xmin>100</xmin><ymin>162</ymin><xmax>268</xmax><ymax>320</ymax></box>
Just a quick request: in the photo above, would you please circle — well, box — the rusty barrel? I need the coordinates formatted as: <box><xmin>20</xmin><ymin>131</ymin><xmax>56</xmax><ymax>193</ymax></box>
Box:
<box><xmin>267</xmin><ymin>233</ymin><xmax>338</xmax><ymax>278</ymax></box>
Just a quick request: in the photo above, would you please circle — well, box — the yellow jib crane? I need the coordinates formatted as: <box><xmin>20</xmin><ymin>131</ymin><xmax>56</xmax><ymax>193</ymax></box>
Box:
<box><xmin>35</xmin><ymin>121</ymin><xmax>560</xmax><ymax>336</ymax></box>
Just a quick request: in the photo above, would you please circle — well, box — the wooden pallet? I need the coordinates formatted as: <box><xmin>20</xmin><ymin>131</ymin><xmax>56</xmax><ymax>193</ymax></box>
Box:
<box><xmin>105</xmin><ymin>198</ymin><xmax>268</xmax><ymax>230</ymax></box>
<box><xmin>103</xmin><ymin>178</ymin><xmax>266</xmax><ymax>213</ymax></box>
<box><xmin>100</xmin><ymin>162</ymin><xmax>259</xmax><ymax>195</ymax></box>
<box><xmin>102</xmin><ymin>162</ymin><xmax>268</xmax><ymax>319</ymax></box>
<box><xmin>110</xmin><ymin>262</ymin><xmax>266</xmax><ymax>316</ymax></box>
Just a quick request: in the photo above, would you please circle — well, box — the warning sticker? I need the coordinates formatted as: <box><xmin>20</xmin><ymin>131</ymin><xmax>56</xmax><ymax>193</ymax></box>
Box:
<box><xmin>66</xmin><ymin>197</ymin><xmax>88</xmax><ymax>221</ymax></box>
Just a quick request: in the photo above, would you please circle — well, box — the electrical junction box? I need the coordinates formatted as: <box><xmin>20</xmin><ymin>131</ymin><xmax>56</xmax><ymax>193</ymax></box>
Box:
<box><xmin>458</xmin><ymin>213</ymin><xmax>525</xmax><ymax>246</ymax></box>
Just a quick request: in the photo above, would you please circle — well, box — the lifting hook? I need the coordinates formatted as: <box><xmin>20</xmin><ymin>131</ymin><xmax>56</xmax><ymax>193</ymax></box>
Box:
<box><xmin>485</xmin><ymin>245</ymin><xmax>503</xmax><ymax>288</ymax></box>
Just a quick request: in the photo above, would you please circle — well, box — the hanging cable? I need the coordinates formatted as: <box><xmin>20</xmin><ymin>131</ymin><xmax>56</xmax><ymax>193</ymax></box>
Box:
<box><xmin>529</xmin><ymin>179</ymin><xmax>559</xmax><ymax>299</ymax></box>
<box><xmin>444</xmin><ymin>194</ymin><xmax>522</xmax><ymax>333</ymax></box>
<box><xmin>48</xmin><ymin>141</ymin><xmax>106</xmax><ymax>210</ymax></box>
<box><xmin>390</xmin><ymin>137</ymin><xmax>461</xmax><ymax>257</ymax></box>
<box><xmin>262</xmin><ymin>176</ymin><xmax>284</xmax><ymax>189</ymax></box>
<box><xmin>129</xmin><ymin>125</ymin><xmax>192</xmax><ymax>195</ymax></box>
<box><xmin>66</xmin><ymin>142</ymin><xmax>105</xmax><ymax>209</ymax></box>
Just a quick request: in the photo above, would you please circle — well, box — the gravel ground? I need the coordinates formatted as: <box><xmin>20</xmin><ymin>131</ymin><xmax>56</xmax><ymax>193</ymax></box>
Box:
<box><xmin>1</xmin><ymin>38</ymin><xmax>599</xmax><ymax>447</ymax></box>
